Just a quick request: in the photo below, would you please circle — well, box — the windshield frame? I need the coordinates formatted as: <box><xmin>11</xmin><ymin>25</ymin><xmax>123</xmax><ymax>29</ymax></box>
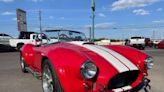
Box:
<box><xmin>42</xmin><ymin>30</ymin><xmax>87</xmax><ymax>44</ymax></box>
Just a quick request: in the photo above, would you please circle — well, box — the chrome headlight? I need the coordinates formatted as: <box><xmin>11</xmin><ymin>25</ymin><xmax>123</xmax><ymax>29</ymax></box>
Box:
<box><xmin>80</xmin><ymin>61</ymin><xmax>97</xmax><ymax>80</ymax></box>
<box><xmin>144</xmin><ymin>56</ymin><xmax>154</xmax><ymax>69</ymax></box>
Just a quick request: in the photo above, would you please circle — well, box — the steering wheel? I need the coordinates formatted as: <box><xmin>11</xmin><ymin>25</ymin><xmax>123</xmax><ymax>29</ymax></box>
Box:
<box><xmin>59</xmin><ymin>34</ymin><xmax>69</xmax><ymax>40</ymax></box>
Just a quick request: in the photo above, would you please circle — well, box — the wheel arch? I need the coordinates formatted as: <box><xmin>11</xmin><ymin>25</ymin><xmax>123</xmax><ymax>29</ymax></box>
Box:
<box><xmin>41</xmin><ymin>56</ymin><xmax>48</xmax><ymax>71</ymax></box>
<box><xmin>17</xmin><ymin>42</ymin><xmax>24</xmax><ymax>50</ymax></box>
<box><xmin>40</xmin><ymin>48</ymin><xmax>88</xmax><ymax>92</ymax></box>
<box><xmin>41</xmin><ymin>54</ymin><xmax>69</xmax><ymax>92</ymax></box>
<box><xmin>17</xmin><ymin>42</ymin><xmax>24</xmax><ymax>47</ymax></box>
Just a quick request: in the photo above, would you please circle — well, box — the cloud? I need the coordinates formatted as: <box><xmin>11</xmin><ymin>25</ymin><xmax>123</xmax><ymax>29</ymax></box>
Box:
<box><xmin>156</xmin><ymin>8</ymin><xmax>163</xmax><ymax>11</ymax></box>
<box><xmin>31</xmin><ymin>0</ymin><xmax>43</xmax><ymax>2</ymax></box>
<box><xmin>98</xmin><ymin>13</ymin><xmax>106</xmax><ymax>17</ymax></box>
<box><xmin>111</xmin><ymin>0</ymin><xmax>159</xmax><ymax>11</ymax></box>
<box><xmin>96</xmin><ymin>22</ymin><xmax>115</xmax><ymax>29</ymax></box>
<box><xmin>12</xmin><ymin>17</ymin><xmax>17</xmax><ymax>21</ymax></box>
<box><xmin>1</xmin><ymin>11</ymin><xmax>14</xmax><ymax>15</ymax></box>
<box><xmin>133</xmin><ymin>9</ymin><xmax>150</xmax><ymax>15</ymax></box>
<box><xmin>0</xmin><ymin>0</ymin><xmax>14</xmax><ymax>3</ymax></box>
<box><xmin>60</xmin><ymin>17</ymin><xmax>65</xmax><ymax>20</ymax></box>
<box><xmin>49</xmin><ymin>16</ymin><xmax>54</xmax><ymax>19</ymax></box>
<box><xmin>85</xmin><ymin>22</ymin><xmax>115</xmax><ymax>29</ymax></box>
<box><xmin>152</xmin><ymin>20</ymin><xmax>164</xmax><ymax>23</ymax></box>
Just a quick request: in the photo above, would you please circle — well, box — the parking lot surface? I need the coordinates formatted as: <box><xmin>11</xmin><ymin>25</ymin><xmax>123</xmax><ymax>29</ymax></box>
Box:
<box><xmin>0</xmin><ymin>48</ymin><xmax>163</xmax><ymax>92</ymax></box>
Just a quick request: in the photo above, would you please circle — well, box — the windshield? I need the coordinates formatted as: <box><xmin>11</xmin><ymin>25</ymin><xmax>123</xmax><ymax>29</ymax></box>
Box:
<box><xmin>43</xmin><ymin>30</ymin><xmax>86</xmax><ymax>43</ymax></box>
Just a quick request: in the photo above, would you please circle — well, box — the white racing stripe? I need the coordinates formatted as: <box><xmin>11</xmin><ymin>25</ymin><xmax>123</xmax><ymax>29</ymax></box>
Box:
<box><xmin>95</xmin><ymin>45</ymin><xmax>138</xmax><ymax>71</ymax></box>
<box><xmin>68</xmin><ymin>42</ymin><xmax>129</xmax><ymax>73</ymax></box>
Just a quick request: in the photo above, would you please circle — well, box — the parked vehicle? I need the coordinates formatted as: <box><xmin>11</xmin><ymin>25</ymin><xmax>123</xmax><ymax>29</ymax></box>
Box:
<box><xmin>156</xmin><ymin>39</ymin><xmax>164</xmax><ymax>49</ymax></box>
<box><xmin>145</xmin><ymin>38</ymin><xmax>153</xmax><ymax>47</ymax></box>
<box><xmin>152</xmin><ymin>39</ymin><xmax>162</xmax><ymax>48</ymax></box>
<box><xmin>20</xmin><ymin>30</ymin><xmax>153</xmax><ymax>92</ymax></box>
<box><xmin>9</xmin><ymin>31</ymin><xmax>48</xmax><ymax>50</ymax></box>
<box><xmin>0</xmin><ymin>33</ymin><xmax>13</xmax><ymax>45</ymax></box>
<box><xmin>129</xmin><ymin>36</ymin><xmax>145</xmax><ymax>50</ymax></box>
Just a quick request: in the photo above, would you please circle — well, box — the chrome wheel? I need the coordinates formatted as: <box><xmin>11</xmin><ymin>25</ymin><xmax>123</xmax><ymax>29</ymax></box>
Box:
<box><xmin>20</xmin><ymin>55</ymin><xmax>28</xmax><ymax>73</ymax></box>
<box><xmin>42</xmin><ymin>65</ymin><xmax>54</xmax><ymax>92</ymax></box>
<box><xmin>21</xmin><ymin>57</ymin><xmax>25</xmax><ymax>69</ymax></box>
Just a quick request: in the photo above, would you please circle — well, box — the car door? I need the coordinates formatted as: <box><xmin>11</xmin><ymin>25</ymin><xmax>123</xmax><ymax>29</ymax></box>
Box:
<box><xmin>32</xmin><ymin>47</ymin><xmax>43</xmax><ymax>72</ymax></box>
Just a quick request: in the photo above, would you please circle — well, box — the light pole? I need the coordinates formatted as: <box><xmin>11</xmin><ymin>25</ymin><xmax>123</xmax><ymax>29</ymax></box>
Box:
<box><xmin>89</xmin><ymin>27</ymin><xmax>92</xmax><ymax>41</ymax></box>
<box><xmin>39</xmin><ymin>10</ymin><xmax>42</xmax><ymax>33</ymax></box>
<box><xmin>91</xmin><ymin>0</ymin><xmax>95</xmax><ymax>42</ymax></box>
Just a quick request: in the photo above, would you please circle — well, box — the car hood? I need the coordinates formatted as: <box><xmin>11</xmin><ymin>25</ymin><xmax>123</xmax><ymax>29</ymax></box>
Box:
<box><xmin>65</xmin><ymin>41</ymin><xmax>139</xmax><ymax>73</ymax></box>
<box><xmin>61</xmin><ymin>41</ymin><xmax>147</xmax><ymax>90</ymax></box>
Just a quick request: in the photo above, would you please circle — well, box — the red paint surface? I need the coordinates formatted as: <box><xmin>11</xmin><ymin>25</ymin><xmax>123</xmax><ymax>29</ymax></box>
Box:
<box><xmin>21</xmin><ymin>42</ymin><xmax>149</xmax><ymax>92</ymax></box>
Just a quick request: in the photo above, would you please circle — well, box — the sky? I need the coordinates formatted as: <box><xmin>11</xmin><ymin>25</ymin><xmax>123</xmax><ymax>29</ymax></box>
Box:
<box><xmin>0</xmin><ymin>0</ymin><xmax>164</xmax><ymax>39</ymax></box>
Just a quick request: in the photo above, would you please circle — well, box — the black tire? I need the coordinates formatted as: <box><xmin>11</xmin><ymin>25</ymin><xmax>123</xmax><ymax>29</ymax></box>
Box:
<box><xmin>141</xmin><ymin>46</ymin><xmax>145</xmax><ymax>50</ymax></box>
<box><xmin>17</xmin><ymin>43</ymin><xmax>24</xmax><ymax>51</ymax></box>
<box><xmin>20</xmin><ymin>54</ymin><xmax>28</xmax><ymax>73</ymax></box>
<box><xmin>42</xmin><ymin>59</ymin><xmax>64</xmax><ymax>92</ymax></box>
<box><xmin>139</xmin><ymin>46</ymin><xmax>145</xmax><ymax>50</ymax></box>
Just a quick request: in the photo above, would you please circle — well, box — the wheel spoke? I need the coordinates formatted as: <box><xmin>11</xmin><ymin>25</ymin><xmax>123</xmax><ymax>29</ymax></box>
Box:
<box><xmin>42</xmin><ymin>65</ymin><xmax>54</xmax><ymax>92</ymax></box>
<box><xmin>21</xmin><ymin>57</ymin><xmax>25</xmax><ymax>69</ymax></box>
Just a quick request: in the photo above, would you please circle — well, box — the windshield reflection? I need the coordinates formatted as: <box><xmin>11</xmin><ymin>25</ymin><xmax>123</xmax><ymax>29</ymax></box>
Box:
<box><xmin>43</xmin><ymin>30</ymin><xmax>87</xmax><ymax>43</ymax></box>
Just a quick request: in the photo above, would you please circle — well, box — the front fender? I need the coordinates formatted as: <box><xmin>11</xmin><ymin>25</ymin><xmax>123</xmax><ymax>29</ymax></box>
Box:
<box><xmin>46</xmin><ymin>47</ymin><xmax>90</xmax><ymax>92</ymax></box>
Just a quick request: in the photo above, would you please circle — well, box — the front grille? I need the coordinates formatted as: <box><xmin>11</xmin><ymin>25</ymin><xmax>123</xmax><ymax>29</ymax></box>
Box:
<box><xmin>108</xmin><ymin>70</ymin><xmax>139</xmax><ymax>90</ymax></box>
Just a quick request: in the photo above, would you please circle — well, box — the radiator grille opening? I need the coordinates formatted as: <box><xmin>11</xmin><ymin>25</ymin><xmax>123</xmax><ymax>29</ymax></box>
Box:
<box><xmin>108</xmin><ymin>70</ymin><xmax>139</xmax><ymax>90</ymax></box>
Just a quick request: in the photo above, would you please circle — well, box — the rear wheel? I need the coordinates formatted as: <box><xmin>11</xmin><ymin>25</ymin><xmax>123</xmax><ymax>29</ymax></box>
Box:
<box><xmin>139</xmin><ymin>46</ymin><xmax>145</xmax><ymax>50</ymax></box>
<box><xmin>42</xmin><ymin>59</ymin><xmax>63</xmax><ymax>92</ymax></box>
<box><xmin>141</xmin><ymin>46</ymin><xmax>145</xmax><ymax>50</ymax></box>
<box><xmin>17</xmin><ymin>43</ymin><xmax>24</xmax><ymax>51</ymax></box>
<box><xmin>20</xmin><ymin>55</ymin><xmax>28</xmax><ymax>73</ymax></box>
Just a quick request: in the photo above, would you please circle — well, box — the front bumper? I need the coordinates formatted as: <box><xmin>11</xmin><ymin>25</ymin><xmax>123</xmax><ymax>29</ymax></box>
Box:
<box><xmin>89</xmin><ymin>78</ymin><xmax>151</xmax><ymax>92</ymax></box>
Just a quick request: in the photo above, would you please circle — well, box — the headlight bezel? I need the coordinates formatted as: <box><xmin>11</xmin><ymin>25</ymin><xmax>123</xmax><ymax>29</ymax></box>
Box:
<box><xmin>80</xmin><ymin>60</ymin><xmax>98</xmax><ymax>80</ymax></box>
<box><xmin>144</xmin><ymin>56</ymin><xmax>154</xmax><ymax>69</ymax></box>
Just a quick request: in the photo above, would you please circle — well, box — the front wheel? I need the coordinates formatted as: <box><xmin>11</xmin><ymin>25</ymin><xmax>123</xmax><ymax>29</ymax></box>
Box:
<box><xmin>20</xmin><ymin>55</ymin><xmax>28</xmax><ymax>73</ymax></box>
<box><xmin>42</xmin><ymin>59</ymin><xmax>63</xmax><ymax>92</ymax></box>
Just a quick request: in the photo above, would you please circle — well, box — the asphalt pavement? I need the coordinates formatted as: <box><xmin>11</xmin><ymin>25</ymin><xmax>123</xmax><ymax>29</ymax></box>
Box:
<box><xmin>0</xmin><ymin>48</ymin><xmax>163</xmax><ymax>92</ymax></box>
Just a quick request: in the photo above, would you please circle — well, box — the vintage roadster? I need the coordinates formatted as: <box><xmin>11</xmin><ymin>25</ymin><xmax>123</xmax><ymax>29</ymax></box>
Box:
<box><xmin>20</xmin><ymin>30</ymin><xmax>153</xmax><ymax>92</ymax></box>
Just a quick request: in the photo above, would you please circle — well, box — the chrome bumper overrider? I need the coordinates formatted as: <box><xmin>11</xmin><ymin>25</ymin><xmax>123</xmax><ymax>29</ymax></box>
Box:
<box><xmin>131</xmin><ymin>78</ymin><xmax>151</xmax><ymax>92</ymax></box>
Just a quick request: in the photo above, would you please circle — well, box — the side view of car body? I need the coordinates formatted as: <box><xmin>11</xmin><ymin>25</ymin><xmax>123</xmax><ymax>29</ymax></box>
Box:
<box><xmin>20</xmin><ymin>30</ymin><xmax>153</xmax><ymax>92</ymax></box>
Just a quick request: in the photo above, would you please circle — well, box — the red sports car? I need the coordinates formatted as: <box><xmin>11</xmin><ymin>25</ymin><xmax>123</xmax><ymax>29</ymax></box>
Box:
<box><xmin>20</xmin><ymin>30</ymin><xmax>153</xmax><ymax>92</ymax></box>
<box><xmin>156</xmin><ymin>39</ymin><xmax>164</xmax><ymax>49</ymax></box>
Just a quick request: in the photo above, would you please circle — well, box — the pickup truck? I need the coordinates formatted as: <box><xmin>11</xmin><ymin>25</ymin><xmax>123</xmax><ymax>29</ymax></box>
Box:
<box><xmin>9</xmin><ymin>31</ymin><xmax>48</xmax><ymax>50</ymax></box>
<box><xmin>129</xmin><ymin>36</ymin><xmax>145</xmax><ymax>50</ymax></box>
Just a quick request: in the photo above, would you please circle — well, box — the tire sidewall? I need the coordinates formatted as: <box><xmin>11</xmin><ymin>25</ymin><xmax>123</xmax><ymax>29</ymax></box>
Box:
<box><xmin>20</xmin><ymin>54</ymin><xmax>28</xmax><ymax>73</ymax></box>
<box><xmin>42</xmin><ymin>59</ymin><xmax>63</xmax><ymax>92</ymax></box>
